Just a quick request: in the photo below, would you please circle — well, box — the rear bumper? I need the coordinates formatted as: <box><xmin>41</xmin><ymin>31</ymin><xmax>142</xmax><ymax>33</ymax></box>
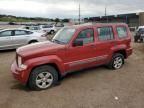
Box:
<box><xmin>126</xmin><ymin>48</ymin><xmax>133</xmax><ymax>57</ymax></box>
<box><xmin>11</xmin><ymin>61</ymin><xmax>28</xmax><ymax>85</ymax></box>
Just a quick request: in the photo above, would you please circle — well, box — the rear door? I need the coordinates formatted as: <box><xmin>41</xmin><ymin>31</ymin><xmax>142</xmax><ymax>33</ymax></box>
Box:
<box><xmin>11</xmin><ymin>30</ymin><xmax>30</xmax><ymax>48</ymax></box>
<box><xmin>0</xmin><ymin>30</ymin><xmax>13</xmax><ymax>50</ymax></box>
<box><xmin>94</xmin><ymin>26</ymin><xmax>116</xmax><ymax>63</ymax></box>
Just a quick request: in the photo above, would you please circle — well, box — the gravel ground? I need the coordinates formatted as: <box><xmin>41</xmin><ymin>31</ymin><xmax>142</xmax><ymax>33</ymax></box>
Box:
<box><xmin>0</xmin><ymin>39</ymin><xmax>144</xmax><ymax>108</ymax></box>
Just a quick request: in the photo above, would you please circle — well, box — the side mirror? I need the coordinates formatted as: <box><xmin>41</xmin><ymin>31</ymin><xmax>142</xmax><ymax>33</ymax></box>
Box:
<box><xmin>73</xmin><ymin>40</ymin><xmax>83</xmax><ymax>47</ymax></box>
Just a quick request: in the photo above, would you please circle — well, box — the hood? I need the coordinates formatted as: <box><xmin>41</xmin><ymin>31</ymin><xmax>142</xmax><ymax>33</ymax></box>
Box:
<box><xmin>17</xmin><ymin>41</ymin><xmax>65</xmax><ymax>57</ymax></box>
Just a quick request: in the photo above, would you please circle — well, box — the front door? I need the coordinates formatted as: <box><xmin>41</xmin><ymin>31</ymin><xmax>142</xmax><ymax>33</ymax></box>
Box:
<box><xmin>65</xmin><ymin>28</ymin><xmax>96</xmax><ymax>72</ymax></box>
<box><xmin>0</xmin><ymin>30</ymin><xmax>13</xmax><ymax>50</ymax></box>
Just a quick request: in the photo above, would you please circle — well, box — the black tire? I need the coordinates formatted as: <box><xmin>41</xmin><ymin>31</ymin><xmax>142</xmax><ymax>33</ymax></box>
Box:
<box><xmin>28</xmin><ymin>65</ymin><xmax>58</xmax><ymax>90</ymax></box>
<box><xmin>134</xmin><ymin>36</ymin><xmax>138</xmax><ymax>42</ymax></box>
<box><xmin>50</xmin><ymin>30</ymin><xmax>55</xmax><ymax>34</ymax></box>
<box><xmin>140</xmin><ymin>38</ymin><xmax>143</xmax><ymax>43</ymax></box>
<box><xmin>107</xmin><ymin>53</ymin><xmax>124</xmax><ymax>70</ymax></box>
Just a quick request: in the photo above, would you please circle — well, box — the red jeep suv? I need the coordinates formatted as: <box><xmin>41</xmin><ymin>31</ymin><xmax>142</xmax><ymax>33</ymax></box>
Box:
<box><xmin>11</xmin><ymin>23</ymin><xmax>132</xmax><ymax>90</ymax></box>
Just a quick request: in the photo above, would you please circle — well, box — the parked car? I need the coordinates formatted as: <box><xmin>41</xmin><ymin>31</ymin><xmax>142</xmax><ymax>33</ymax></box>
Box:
<box><xmin>39</xmin><ymin>23</ymin><xmax>64</xmax><ymax>34</ymax></box>
<box><xmin>11</xmin><ymin>23</ymin><xmax>132</xmax><ymax>90</ymax></box>
<box><xmin>0</xmin><ymin>28</ymin><xmax>47</xmax><ymax>50</ymax></box>
<box><xmin>134</xmin><ymin>26</ymin><xmax>144</xmax><ymax>42</ymax></box>
<box><xmin>54</xmin><ymin>23</ymin><xmax>64</xmax><ymax>31</ymax></box>
<box><xmin>20</xmin><ymin>26</ymin><xmax>44</xmax><ymax>33</ymax></box>
<box><xmin>39</xmin><ymin>25</ymin><xmax>57</xmax><ymax>34</ymax></box>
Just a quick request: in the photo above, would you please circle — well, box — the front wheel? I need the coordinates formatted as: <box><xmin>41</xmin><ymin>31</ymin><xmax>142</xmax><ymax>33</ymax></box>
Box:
<box><xmin>107</xmin><ymin>53</ymin><xmax>124</xmax><ymax>69</ymax></box>
<box><xmin>28</xmin><ymin>65</ymin><xmax>58</xmax><ymax>90</ymax></box>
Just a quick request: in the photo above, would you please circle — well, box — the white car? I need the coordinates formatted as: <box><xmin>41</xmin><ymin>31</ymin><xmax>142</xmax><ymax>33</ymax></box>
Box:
<box><xmin>0</xmin><ymin>28</ymin><xmax>47</xmax><ymax>50</ymax></box>
<box><xmin>54</xmin><ymin>23</ymin><xmax>64</xmax><ymax>31</ymax></box>
<box><xmin>20</xmin><ymin>26</ymin><xmax>44</xmax><ymax>33</ymax></box>
<box><xmin>39</xmin><ymin>25</ymin><xmax>57</xmax><ymax>34</ymax></box>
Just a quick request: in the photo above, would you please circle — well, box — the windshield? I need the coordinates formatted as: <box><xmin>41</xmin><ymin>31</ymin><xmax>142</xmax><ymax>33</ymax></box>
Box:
<box><xmin>52</xmin><ymin>28</ymin><xmax>76</xmax><ymax>44</ymax></box>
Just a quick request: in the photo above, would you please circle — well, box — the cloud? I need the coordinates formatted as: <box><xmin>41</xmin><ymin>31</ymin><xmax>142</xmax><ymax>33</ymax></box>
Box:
<box><xmin>0</xmin><ymin>0</ymin><xmax>144</xmax><ymax>18</ymax></box>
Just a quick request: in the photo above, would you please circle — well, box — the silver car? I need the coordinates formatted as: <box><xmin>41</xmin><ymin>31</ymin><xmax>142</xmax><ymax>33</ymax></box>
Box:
<box><xmin>0</xmin><ymin>28</ymin><xmax>47</xmax><ymax>50</ymax></box>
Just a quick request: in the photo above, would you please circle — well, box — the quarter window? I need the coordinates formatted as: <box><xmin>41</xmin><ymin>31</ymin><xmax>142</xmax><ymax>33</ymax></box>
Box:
<box><xmin>117</xmin><ymin>26</ymin><xmax>127</xmax><ymax>38</ymax></box>
<box><xmin>97</xmin><ymin>27</ymin><xmax>114</xmax><ymax>41</ymax></box>
<box><xmin>75</xmin><ymin>29</ymin><xmax>94</xmax><ymax>44</ymax></box>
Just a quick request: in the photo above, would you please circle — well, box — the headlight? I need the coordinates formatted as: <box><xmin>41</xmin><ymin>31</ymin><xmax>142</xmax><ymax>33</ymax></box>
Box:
<box><xmin>17</xmin><ymin>56</ymin><xmax>27</xmax><ymax>70</ymax></box>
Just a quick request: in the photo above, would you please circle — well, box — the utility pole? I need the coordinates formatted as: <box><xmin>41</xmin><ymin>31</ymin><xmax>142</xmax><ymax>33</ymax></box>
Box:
<box><xmin>105</xmin><ymin>6</ymin><xmax>108</xmax><ymax>23</ymax></box>
<box><xmin>105</xmin><ymin>7</ymin><xmax>107</xmax><ymax>16</ymax></box>
<box><xmin>79</xmin><ymin>3</ymin><xmax>81</xmax><ymax>24</ymax></box>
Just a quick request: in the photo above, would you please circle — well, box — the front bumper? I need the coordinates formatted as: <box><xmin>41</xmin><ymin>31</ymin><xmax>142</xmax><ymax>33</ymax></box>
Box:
<box><xmin>11</xmin><ymin>61</ymin><xmax>28</xmax><ymax>85</ymax></box>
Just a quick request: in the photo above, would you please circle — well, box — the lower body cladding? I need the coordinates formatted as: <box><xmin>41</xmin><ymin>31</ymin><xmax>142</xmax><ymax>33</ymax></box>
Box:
<box><xmin>126</xmin><ymin>48</ymin><xmax>133</xmax><ymax>57</ymax></box>
<box><xmin>11</xmin><ymin>56</ymin><xmax>109</xmax><ymax>85</ymax></box>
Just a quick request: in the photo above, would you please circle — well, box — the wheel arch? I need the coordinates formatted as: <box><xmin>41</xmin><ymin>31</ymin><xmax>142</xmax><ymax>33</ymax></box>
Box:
<box><xmin>27</xmin><ymin>62</ymin><xmax>62</xmax><ymax>86</ymax></box>
<box><xmin>113</xmin><ymin>49</ymin><xmax>127</xmax><ymax>58</ymax></box>
<box><xmin>28</xmin><ymin>39</ymin><xmax>38</xmax><ymax>44</ymax></box>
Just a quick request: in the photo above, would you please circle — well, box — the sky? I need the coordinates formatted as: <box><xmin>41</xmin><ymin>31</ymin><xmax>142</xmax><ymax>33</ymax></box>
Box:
<box><xmin>0</xmin><ymin>0</ymin><xmax>144</xmax><ymax>19</ymax></box>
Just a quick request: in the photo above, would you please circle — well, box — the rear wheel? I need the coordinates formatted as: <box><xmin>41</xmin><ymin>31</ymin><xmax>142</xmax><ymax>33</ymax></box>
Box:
<box><xmin>50</xmin><ymin>30</ymin><xmax>55</xmax><ymax>34</ymax></box>
<box><xmin>28</xmin><ymin>65</ymin><xmax>58</xmax><ymax>90</ymax></box>
<box><xmin>140</xmin><ymin>38</ymin><xmax>143</xmax><ymax>43</ymax></box>
<box><xmin>108</xmin><ymin>53</ymin><xmax>124</xmax><ymax>69</ymax></box>
<box><xmin>134</xmin><ymin>36</ymin><xmax>139</xmax><ymax>42</ymax></box>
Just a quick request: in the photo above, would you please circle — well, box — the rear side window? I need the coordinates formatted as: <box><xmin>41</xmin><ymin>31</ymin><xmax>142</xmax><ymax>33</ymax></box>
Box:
<box><xmin>14</xmin><ymin>30</ymin><xmax>33</xmax><ymax>36</ymax></box>
<box><xmin>26</xmin><ymin>31</ymin><xmax>33</xmax><ymax>35</ymax></box>
<box><xmin>117</xmin><ymin>26</ymin><xmax>127</xmax><ymax>38</ymax></box>
<box><xmin>15</xmin><ymin>30</ymin><xmax>27</xmax><ymax>35</ymax></box>
<box><xmin>76</xmin><ymin>28</ymin><xmax>94</xmax><ymax>44</ymax></box>
<box><xmin>97</xmin><ymin>27</ymin><xmax>114</xmax><ymax>41</ymax></box>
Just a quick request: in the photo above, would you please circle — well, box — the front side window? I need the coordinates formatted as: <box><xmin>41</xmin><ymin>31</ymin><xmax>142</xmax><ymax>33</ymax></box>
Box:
<box><xmin>0</xmin><ymin>31</ymin><xmax>12</xmax><ymax>37</ymax></box>
<box><xmin>52</xmin><ymin>28</ymin><xmax>75</xmax><ymax>44</ymax></box>
<box><xmin>97</xmin><ymin>27</ymin><xmax>114</xmax><ymax>41</ymax></box>
<box><xmin>75</xmin><ymin>28</ymin><xmax>94</xmax><ymax>44</ymax></box>
<box><xmin>117</xmin><ymin>26</ymin><xmax>127</xmax><ymax>38</ymax></box>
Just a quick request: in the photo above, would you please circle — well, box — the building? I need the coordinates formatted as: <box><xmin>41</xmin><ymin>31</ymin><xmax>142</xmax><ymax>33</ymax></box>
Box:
<box><xmin>84</xmin><ymin>12</ymin><xmax>144</xmax><ymax>27</ymax></box>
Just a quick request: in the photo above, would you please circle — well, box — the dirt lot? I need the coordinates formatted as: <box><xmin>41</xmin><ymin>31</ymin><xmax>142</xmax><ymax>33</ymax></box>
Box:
<box><xmin>0</xmin><ymin>39</ymin><xmax>144</xmax><ymax>108</ymax></box>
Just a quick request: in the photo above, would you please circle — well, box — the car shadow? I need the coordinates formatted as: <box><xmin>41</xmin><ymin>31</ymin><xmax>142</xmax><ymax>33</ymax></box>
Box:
<box><xmin>10</xmin><ymin>65</ymin><xmax>108</xmax><ymax>91</ymax></box>
<box><xmin>10</xmin><ymin>82</ymin><xmax>31</xmax><ymax>92</ymax></box>
<box><xmin>60</xmin><ymin>65</ymin><xmax>108</xmax><ymax>81</ymax></box>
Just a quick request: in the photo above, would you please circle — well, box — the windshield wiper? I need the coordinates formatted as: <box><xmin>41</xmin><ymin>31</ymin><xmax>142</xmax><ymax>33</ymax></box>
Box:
<box><xmin>52</xmin><ymin>39</ymin><xmax>65</xmax><ymax>44</ymax></box>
